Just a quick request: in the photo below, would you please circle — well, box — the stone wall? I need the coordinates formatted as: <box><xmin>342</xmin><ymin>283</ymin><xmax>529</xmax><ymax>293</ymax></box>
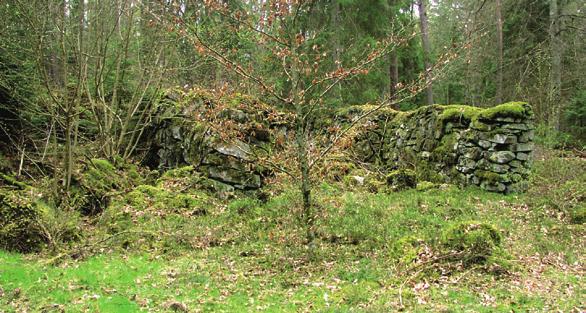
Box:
<box><xmin>145</xmin><ymin>88</ymin><xmax>290</xmax><ymax>193</ymax></box>
<box><xmin>147</xmin><ymin>88</ymin><xmax>534</xmax><ymax>194</ymax></box>
<box><xmin>345</xmin><ymin>102</ymin><xmax>534</xmax><ymax>193</ymax></box>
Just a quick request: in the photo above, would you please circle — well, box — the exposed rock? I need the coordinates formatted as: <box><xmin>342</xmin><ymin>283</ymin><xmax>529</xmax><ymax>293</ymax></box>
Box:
<box><xmin>481</xmin><ymin>181</ymin><xmax>507</xmax><ymax>192</ymax></box>
<box><xmin>145</xmin><ymin>88</ymin><xmax>290</xmax><ymax>191</ymax></box>
<box><xmin>457</xmin><ymin>158</ymin><xmax>477</xmax><ymax>174</ymax></box>
<box><xmin>488</xmin><ymin>151</ymin><xmax>515</xmax><ymax>164</ymax></box>
<box><xmin>518</xmin><ymin>130</ymin><xmax>534</xmax><ymax>143</ymax></box>
<box><xmin>490</xmin><ymin>134</ymin><xmax>517</xmax><ymax>144</ymax></box>
<box><xmin>511</xmin><ymin>143</ymin><xmax>534</xmax><ymax>152</ymax></box>
<box><xmin>477</xmin><ymin>140</ymin><xmax>491</xmax><ymax>149</ymax></box>
<box><xmin>516</xmin><ymin>152</ymin><xmax>530</xmax><ymax>161</ymax></box>
<box><xmin>214</xmin><ymin>140</ymin><xmax>252</xmax><ymax>161</ymax></box>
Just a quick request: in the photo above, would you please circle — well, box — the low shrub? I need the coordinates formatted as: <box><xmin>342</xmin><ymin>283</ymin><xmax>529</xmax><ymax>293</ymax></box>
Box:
<box><xmin>571</xmin><ymin>206</ymin><xmax>586</xmax><ymax>224</ymax></box>
<box><xmin>386</xmin><ymin>169</ymin><xmax>417</xmax><ymax>191</ymax></box>
<box><xmin>441</xmin><ymin>221</ymin><xmax>502</xmax><ymax>264</ymax></box>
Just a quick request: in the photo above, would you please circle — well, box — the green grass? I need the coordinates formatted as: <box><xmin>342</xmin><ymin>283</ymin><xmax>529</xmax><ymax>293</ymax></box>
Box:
<box><xmin>1</xmin><ymin>154</ymin><xmax>584</xmax><ymax>312</ymax></box>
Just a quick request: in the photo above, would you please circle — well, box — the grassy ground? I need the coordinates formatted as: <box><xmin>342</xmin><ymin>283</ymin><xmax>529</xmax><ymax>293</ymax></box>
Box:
<box><xmin>0</xmin><ymin>152</ymin><xmax>584</xmax><ymax>312</ymax></box>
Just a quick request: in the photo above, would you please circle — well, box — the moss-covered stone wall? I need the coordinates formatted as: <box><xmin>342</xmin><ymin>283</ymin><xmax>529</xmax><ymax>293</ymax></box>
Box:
<box><xmin>345</xmin><ymin>102</ymin><xmax>534</xmax><ymax>193</ymax></box>
<box><xmin>148</xmin><ymin>88</ymin><xmax>534</xmax><ymax>194</ymax></box>
<box><xmin>146</xmin><ymin>88</ymin><xmax>290</xmax><ymax>193</ymax></box>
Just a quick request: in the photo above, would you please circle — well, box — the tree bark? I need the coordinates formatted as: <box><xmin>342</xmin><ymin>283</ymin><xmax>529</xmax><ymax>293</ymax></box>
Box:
<box><xmin>389</xmin><ymin>52</ymin><xmax>399</xmax><ymax>101</ymax></box>
<box><xmin>549</xmin><ymin>0</ymin><xmax>562</xmax><ymax>130</ymax></box>
<box><xmin>417</xmin><ymin>0</ymin><xmax>433</xmax><ymax>105</ymax></box>
<box><xmin>331</xmin><ymin>0</ymin><xmax>342</xmax><ymax>102</ymax></box>
<box><xmin>495</xmin><ymin>0</ymin><xmax>504</xmax><ymax>104</ymax></box>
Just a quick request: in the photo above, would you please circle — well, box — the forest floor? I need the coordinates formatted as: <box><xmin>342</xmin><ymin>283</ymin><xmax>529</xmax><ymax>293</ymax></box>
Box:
<box><xmin>0</xmin><ymin>150</ymin><xmax>584</xmax><ymax>312</ymax></box>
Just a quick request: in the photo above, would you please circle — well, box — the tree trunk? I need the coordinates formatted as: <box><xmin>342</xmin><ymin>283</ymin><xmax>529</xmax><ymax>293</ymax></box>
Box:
<box><xmin>417</xmin><ymin>0</ymin><xmax>433</xmax><ymax>105</ymax></box>
<box><xmin>495</xmin><ymin>0</ymin><xmax>504</xmax><ymax>104</ymax></box>
<box><xmin>549</xmin><ymin>0</ymin><xmax>562</xmax><ymax>130</ymax></box>
<box><xmin>295</xmin><ymin>113</ymin><xmax>313</xmax><ymax>244</ymax></box>
<box><xmin>389</xmin><ymin>52</ymin><xmax>399</xmax><ymax>102</ymax></box>
<box><xmin>331</xmin><ymin>0</ymin><xmax>342</xmax><ymax>103</ymax></box>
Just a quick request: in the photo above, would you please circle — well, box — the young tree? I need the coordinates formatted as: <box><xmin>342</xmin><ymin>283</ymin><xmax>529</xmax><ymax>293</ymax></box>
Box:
<box><xmin>417</xmin><ymin>0</ymin><xmax>434</xmax><ymax>105</ymax></box>
<box><xmin>495</xmin><ymin>0</ymin><xmax>504</xmax><ymax>104</ymax></box>
<box><xmin>549</xmin><ymin>0</ymin><xmax>562</xmax><ymax>130</ymax></box>
<box><xmin>153</xmin><ymin>0</ymin><xmax>456</xmax><ymax>242</ymax></box>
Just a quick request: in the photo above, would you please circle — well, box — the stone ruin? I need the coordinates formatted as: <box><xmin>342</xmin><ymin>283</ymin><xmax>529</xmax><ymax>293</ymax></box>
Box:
<box><xmin>146</xmin><ymin>88</ymin><xmax>534</xmax><ymax>194</ymax></box>
<box><xmin>145</xmin><ymin>88</ymin><xmax>290</xmax><ymax>194</ymax></box>
<box><xmin>344</xmin><ymin>102</ymin><xmax>534</xmax><ymax>193</ymax></box>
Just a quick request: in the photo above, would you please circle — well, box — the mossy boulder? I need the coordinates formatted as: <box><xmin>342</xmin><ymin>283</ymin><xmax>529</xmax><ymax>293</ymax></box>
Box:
<box><xmin>386</xmin><ymin>169</ymin><xmax>417</xmax><ymax>191</ymax></box>
<box><xmin>72</xmin><ymin>159</ymin><xmax>140</xmax><ymax>215</ymax></box>
<box><xmin>441</xmin><ymin>221</ymin><xmax>502</xmax><ymax>263</ymax></box>
<box><xmin>0</xmin><ymin>189</ymin><xmax>45</xmax><ymax>252</ymax></box>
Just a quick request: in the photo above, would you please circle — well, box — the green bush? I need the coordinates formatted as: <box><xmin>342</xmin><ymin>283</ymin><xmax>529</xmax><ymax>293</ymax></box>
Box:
<box><xmin>534</xmin><ymin>124</ymin><xmax>574</xmax><ymax>149</ymax></box>
<box><xmin>564</xmin><ymin>91</ymin><xmax>586</xmax><ymax>145</ymax></box>
<box><xmin>441</xmin><ymin>221</ymin><xmax>502</xmax><ymax>263</ymax></box>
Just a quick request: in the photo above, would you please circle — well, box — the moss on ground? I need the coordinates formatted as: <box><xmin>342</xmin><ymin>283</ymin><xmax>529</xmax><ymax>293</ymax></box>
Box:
<box><xmin>441</xmin><ymin>221</ymin><xmax>503</xmax><ymax>263</ymax></box>
<box><xmin>0</xmin><ymin>148</ymin><xmax>583</xmax><ymax>312</ymax></box>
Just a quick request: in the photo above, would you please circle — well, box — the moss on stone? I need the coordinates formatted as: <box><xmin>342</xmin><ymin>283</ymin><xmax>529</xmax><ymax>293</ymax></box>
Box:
<box><xmin>0</xmin><ymin>173</ymin><xmax>29</xmax><ymax>189</ymax></box>
<box><xmin>476</xmin><ymin>170</ymin><xmax>503</xmax><ymax>184</ymax></box>
<box><xmin>386</xmin><ymin>169</ymin><xmax>417</xmax><ymax>191</ymax></box>
<box><xmin>478</xmin><ymin>102</ymin><xmax>532</xmax><ymax>120</ymax></box>
<box><xmin>431</xmin><ymin>133</ymin><xmax>458</xmax><ymax>163</ymax></box>
<box><xmin>0</xmin><ymin>188</ymin><xmax>45</xmax><ymax>252</ymax></box>
<box><xmin>82</xmin><ymin>159</ymin><xmax>122</xmax><ymax>194</ymax></box>
<box><xmin>439</xmin><ymin>105</ymin><xmax>481</xmax><ymax>123</ymax></box>
<box><xmin>438</xmin><ymin>103</ymin><xmax>532</xmax><ymax>131</ymax></box>
<box><xmin>112</xmin><ymin>184</ymin><xmax>207</xmax><ymax>214</ymax></box>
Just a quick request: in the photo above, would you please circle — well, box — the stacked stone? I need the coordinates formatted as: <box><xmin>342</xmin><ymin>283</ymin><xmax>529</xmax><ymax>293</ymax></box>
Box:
<box><xmin>150</xmin><ymin>88</ymin><xmax>535</xmax><ymax>194</ymax></box>
<box><xmin>345</xmin><ymin>102</ymin><xmax>535</xmax><ymax>193</ymax></box>
<box><xmin>453</xmin><ymin>117</ymin><xmax>534</xmax><ymax>193</ymax></box>
<box><xmin>147</xmin><ymin>89</ymin><xmax>289</xmax><ymax>192</ymax></box>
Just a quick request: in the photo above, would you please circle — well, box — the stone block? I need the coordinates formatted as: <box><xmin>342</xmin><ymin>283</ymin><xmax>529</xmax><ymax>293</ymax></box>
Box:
<box><xmin>518</xmin><ymin>130</ymin><xmax>535</xmax><ymax>143</ymax></box>
<box><xmin>490</xmin><ymin>134</ymin><xmax>517</xmax><ymax>144</ymax></box>
<box><xmin>481</xmin><ymin>181</ymin><xmax>507</xmax><ymax>193</ymax></box>
<box><xmin>488</xmin><ymin>151</ymin><xmax>516</xmax><ymax>164</ymax></box>
<box><xmin>488</xmin><ymin>163</ymin><xmax>510</xmax><ymax>173</ymax></box>
<box><xmin>502</xmin><ymin>123</ymin><xmax>529</xmax><ymax>131</ymax></box>
<box><xmin>516</xmin><ymin>152</ymin><xmax>530</xmax><ymax>161</ymax></box>
<box><xmin>478</xmin><ymin>140</ymin><xmax>492</xmax><ymax>149</ymax></box>
<box><xmin>511</xmin><ymin>143</ymin><xmax>533</xmax><ymax>152</ymax></box>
